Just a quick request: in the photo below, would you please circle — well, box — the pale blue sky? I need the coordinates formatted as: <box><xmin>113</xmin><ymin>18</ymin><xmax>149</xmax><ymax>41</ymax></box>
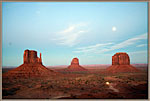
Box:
<box><xmin>2</xmin><ymin>2</ymin><xmax>148</xmax><ymax>66</ymax></box>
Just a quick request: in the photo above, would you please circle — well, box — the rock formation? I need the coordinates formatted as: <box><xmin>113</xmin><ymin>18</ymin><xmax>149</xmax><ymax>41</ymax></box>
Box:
<box><xmin>68</xmin><ymin>58</ymin><xmax>87</xmax><ymax>71</ymax></box>
<box><xmin>112</xmin><ymin>52</ymin><xmax>130</xmax><ymax>65</ymax></box>
<box><xmin>107</xmin><ymin>52</ymin><xmax>140</xmax><ymax>73</ymax></box>
<box><xmin>3</xmin><ymin>49</ymin><xmax>55</xmax><ymax>78</ymax></box>
<box><xmin>23</xmin><ymin>49</ymin><xmax>42</xmax><ymax>64</ymax></box>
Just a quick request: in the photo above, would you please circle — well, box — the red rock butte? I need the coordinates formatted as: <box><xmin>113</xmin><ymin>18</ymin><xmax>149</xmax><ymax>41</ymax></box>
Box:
<box><xmin>3</xmin><ymin>49</ymin><xmax>54</xmax><ymax>78</ymax></box>
<box><xmin>68</xmin><ymin>57</ymin><xmax>87</xmax><ymax>71</ymax></box>
<box><xmin>23</xmin><ymin>49</ymin><xmax>42</xmax><ymax>64</ymax></box>
<box><xmin>107</xmin><ymin>52</ymin><xmax>140</xmax><ymax>73</ymax></box>
<box><xmin>112</xmin><ymin>52</ymin><xmax>130</xmax><ymax>65</ymax></box>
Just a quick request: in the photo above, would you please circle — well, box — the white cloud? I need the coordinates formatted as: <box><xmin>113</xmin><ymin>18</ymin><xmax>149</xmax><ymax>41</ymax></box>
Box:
<box><xmin>136</xmin><ymin>44</ymin><xmax>147</xmax><ymax>47</ymax></box>
<box><xmin>53</xmin><ymin>23</ymin><xmax>88</xmax><ymax>47</ymax></box>
<box><xmin>128</xmin><ymin>50</ymin><xmax>147</xmax><ymax>54</ymax></box>
<box><xmin>74</xmin><ymin>43</ymin><xmax>113</xmax><ymax>53</ymax></box>
<box><xmin>74</xmin><ymin>33</ymin><xmax>147</xmax><ymax>54</ymax></box>
<box><xmin>111</xmin><ymin>33</ymin><xmax>147</xmax><ymax>50</ymax></box>
<box><xmin>76</xmin><ymin>43</ymin><xmax>112</xmax><ymax>50</ymax></box>
<box><xmin>58</xmin><ymin>31</ymin><xmax>86</xmax><ymax>46</ymax></box>
<box><xmin>60</xmin><ymin>26</ymin><xmax>75</xmax><ymax>34</ymax></box>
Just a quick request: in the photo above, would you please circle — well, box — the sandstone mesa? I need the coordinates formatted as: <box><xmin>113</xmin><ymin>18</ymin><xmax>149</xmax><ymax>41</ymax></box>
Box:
<box><xmin>107</xmin><ymin>52</ymin><xmax>140</xmax><ymax>73</ymax></box>
<box><xmin>3</xmin><ymin>49</ymin><xmax>54</xmax><ymax>78</ymax></box>
<box><xmin>68</xmin><ymin>57</ymin><xmax>87</xmax><ymax>71</ymax></box>
<box><xmin>3</xmin><ymin>50</ymin><xmax>141</xmax><ymax>78</ymax></box>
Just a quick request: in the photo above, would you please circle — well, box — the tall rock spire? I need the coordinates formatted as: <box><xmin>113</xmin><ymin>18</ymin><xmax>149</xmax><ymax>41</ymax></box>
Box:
<box><xmin>39</xmin><ymin>53</ymin><xmax>42</xmax><ymax>64</ymax></box>
<box><xmin>23</xmin><ymin>50</ymin><xmax>29</xmax><ymax>64</ymax></box>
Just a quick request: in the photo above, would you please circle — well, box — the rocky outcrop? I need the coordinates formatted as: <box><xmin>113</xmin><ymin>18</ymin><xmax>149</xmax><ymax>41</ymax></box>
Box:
<box><xmin>68</xmin><ymin>58</ymin><xmax>87</xmax><ymax>71</ymax></box>
<box><xmin>71</xmin><ymin>58</ymin><xmax>80</xmax><ymax>65</ymax></box>
<box><xmin>23</xmin><ymin>50</ymin><xmax>42</xmax><ymax>64</ymax></box>
<box><xmin>107</xmin><ymin>52</ymin><xmax>140</xmax><ymax>73</ymax></box>
<box><xmin>112</xmin><ymin>52</ymin><xmax>130</xmax><ymax>65</ymax></box>
<box><xmin>3</xmin><ymin>49</ymin><xmax>55</xmax><ymax>78</ymax></box>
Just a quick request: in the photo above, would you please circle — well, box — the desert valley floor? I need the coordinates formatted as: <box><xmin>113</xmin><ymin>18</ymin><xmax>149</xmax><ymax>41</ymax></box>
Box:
<box><xmin>2</xmin><ymin>65</ymin><xmax>148</xmax><ymax>99</ymax></box>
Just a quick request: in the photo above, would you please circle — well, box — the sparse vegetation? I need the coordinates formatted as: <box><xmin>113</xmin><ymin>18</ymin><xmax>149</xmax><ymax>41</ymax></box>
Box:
<box><xmin>2</xmin><ymin>68</ymin><xmax>148</xmax><ymax>99</ymax></box>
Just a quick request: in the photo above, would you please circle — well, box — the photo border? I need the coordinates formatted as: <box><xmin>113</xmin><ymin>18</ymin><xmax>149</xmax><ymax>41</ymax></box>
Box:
<box><xmin>0</xmin><ymin>0</ymin><xmax>149</xmax><ymax>101</ymax></box>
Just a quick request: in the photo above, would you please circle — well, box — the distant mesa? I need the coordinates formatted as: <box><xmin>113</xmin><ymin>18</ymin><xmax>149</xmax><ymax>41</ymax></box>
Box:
<box><xmin>68</xmin><ymin>57</ymin><xmax>87</xmax><ymax>71</ymax></box>
<box><xmin>106</xmin><ymin>52</ymin><xmax>140</xmax><ymax>73</ymax></box>
<box><xmin>3</xmin><ymin>49</ymin><xmax>54</xmax><ymax>78</ymax></box>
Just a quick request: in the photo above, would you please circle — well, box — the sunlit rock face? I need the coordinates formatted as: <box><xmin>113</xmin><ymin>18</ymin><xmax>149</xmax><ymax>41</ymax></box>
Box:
<box><xmin>107</xmin><ymin>52</ymin><xmax>140</xmax><ymax>73</ymax></box>
<box><xmin>112</xmin><ymin>52</ymin><xmax>130</xmax><ymax>65</ymax></box>
<box><xmin>23</xmin><ymin>50</ymin><xmax>42</xmax><ymax>64</ymax></box>
<box><xmin>68</xmin><ymin>57</ymin><xmax>87</xmax><ymax>71</ymax></box>
<box><xmin>71</xmin><ymin>58</ymin><xmax>79</xmax><ymax>65</ymax></box>
<box><xmin>3</xmin><ymin>49</ymin><xmax>54</xmax><ymax>78</ymax></box>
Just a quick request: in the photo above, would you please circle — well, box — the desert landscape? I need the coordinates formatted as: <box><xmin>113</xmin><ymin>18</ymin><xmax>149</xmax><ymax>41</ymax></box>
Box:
<box><xmin>2</xmin><ymin>2</ymin><xmax>148</xmax><ymax>99</ymax></box>
<box><xmin>2</xmin><ymin>49</ymin><xmax>148</xmax><ymax>99</ymax></box>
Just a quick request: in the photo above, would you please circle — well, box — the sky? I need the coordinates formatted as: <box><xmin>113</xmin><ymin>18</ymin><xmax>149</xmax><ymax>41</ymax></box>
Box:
<box><xmin>2</xmin><ymin>2</ymin><xmax>148</xmax><ymax>67</ymax></box>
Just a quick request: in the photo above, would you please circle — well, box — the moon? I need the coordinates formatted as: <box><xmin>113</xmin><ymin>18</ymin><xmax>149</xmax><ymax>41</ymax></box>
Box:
<box><xmin>112</xmin><ymin>26</ymin><xmax>117</xmax><ymax>32</ymax></box>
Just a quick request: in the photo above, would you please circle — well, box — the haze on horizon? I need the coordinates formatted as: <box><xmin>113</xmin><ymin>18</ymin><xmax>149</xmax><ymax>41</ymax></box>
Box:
<box><xmin>2</xmin><ymin>2</ymin><xmax>148</xmax><ymax>67</ymax></box>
